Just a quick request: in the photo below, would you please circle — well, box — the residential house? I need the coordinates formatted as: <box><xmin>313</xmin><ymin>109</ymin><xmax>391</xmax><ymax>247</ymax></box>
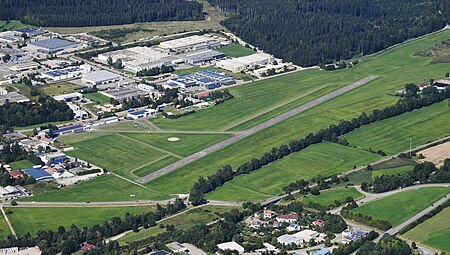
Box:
<box><xmin>276</xmin><ymin>213</ymin><xmax>298</xmax><ymax>223</ymax></box>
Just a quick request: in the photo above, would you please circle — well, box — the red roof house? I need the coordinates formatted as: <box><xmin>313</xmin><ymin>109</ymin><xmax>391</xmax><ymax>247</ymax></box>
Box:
<box><xmin>9</xmin><ymin>170</ymin><xmax>24</xmax><ymax>179</ymax></box>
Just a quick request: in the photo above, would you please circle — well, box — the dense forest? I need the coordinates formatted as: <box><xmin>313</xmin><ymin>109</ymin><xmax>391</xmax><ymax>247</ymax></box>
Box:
<box><xmin>208</xmin><ymin>0</ymin><xmax>449</xmax><ymax>66</ymax></box>
<box><xmin>0</xmin><ymin>0</ymin><xmax>204</xmax><ymax>27</ymax></box>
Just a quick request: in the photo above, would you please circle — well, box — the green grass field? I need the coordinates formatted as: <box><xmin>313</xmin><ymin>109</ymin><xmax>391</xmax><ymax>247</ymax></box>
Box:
<box><xmin>206</xmin><ymin>142</ymin><xmax>380</xmax><ymax>201</ymax></box>
<box><xmin>144</xmin><ymin>30</ymin><xmax>450</xmax><ymax>198</ymax></box>
<box><xmin>8</xmin><ymin>160</ymin><xmax>34</xmax><ymax>170</ymax></box>
<box><xmin>352</xmin><ymin>187</ymin><xmax>449</xmax><ymax>226</ymax></box>
<box><xmin>403</xmin><ymin>207</ymin><xmax>450</xmax><ymax>252</ymax></box>
<box><xmin>39</xmin><ymin>82</ymin><xmax>81</xmax><ymax>96</ymax></box>
<box><xmin>0</xmin><ymin>215</ymin><xmax>12</xmax><ymax>239</ymax></box>
<box><xmin>9</xmin><ymin>206</ymin><xmax>155</xmax><ymax>236</ymax></box>
<box><xmin>0</xmin><ymin>20</ymin><xmax>29</xmax><ymax>31</ymax></box>
<box><xmin>372</xmin><ymin>165</ymin><xmax>414</xmax><ymax>179</ymax></box>
<box><xmin>217</xmin><ymin>44</ymin><xmax>255</xmax><ymax>57</ymax></box>
<box><xmin>343</xmin><ymin>101</ymin><xmax>450</xmax><ymax>155</ymax></box>
<box><xmin>20</xmin><ymin>174</ymin><xmax>170</xmax><ymax>202</ymax></box>
<box><xmin>98</xmin><ymin>121</ymin><xmax>154</xmax><ymax>131</ymax></box>
<box><xmin>301</xmin><ymin>187</ymin><xmax>364</xmax><ymax>207</ymax></box>
<box><xmin>84</xmin><ymin>92</ymin><xmax>111</xmax><ymax>104</ymax></box>
<box><xmin>118</xmin><ymin>205</ymin><xmax>238</xmax><ymax>244</ymax></box>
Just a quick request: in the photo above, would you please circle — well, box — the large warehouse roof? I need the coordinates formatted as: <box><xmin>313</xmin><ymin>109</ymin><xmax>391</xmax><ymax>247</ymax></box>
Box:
<box><xmin>160</xmin><ymin>35</ymin><xmax>215</xmax><ymax>50</ymax></box>
<box><xmin>29</xmin><ymin>38</ymin><xmax>78</xmax><ymax>50</ymax></box>
<box><xmin>23</xmin><ymin>167</ymin><xmax>53</xmax><ymax>182</ymax></box>
<box><xmin>83</xmin><ymin>70</ymin><xmax>120</xmax><ymax>82</ymax></box>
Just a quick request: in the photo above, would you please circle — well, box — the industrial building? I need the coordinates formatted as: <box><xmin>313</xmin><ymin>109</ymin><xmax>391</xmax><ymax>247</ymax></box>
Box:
<box><xmin>54</xmin><ymin>125</ymin><xmax>86</xmax><ymax>136</ymax></box>
<box><xmin>196</xmin><ymin>70</ymin><xmax>236</xmax><ymax>85</ymax></box>
<box><xmin>178</xmin><ymin>49</ymin><xmax>225</xmax><ymax>64</ymax></box>
<box><xmin>217</xmin><ymin>241</ymin><xmax>244</xmax><ymax>254</ymax></box>
<box><xmin>0</xmin><ymin>31</ymin><xmax>24</xmax><ymax>44</ymax></box>
<box><xmin>28</xmin><ymin>38</ymin><xmax>78</xmax><ymax>54</ymax></box>
<box><xmin>127</xmin><ymin>109</ymin><xmax>157</xmax><ymax>120</ymax></box>
<box><xmin>23</xmin><ymin>167</ymin><xmax>54</xmax><ymax>182</ymax></box>
<box><xmin>0</xmin><ymin>92</ymin><xmax>30</xmax><ymax>105</ymax></box>
<box><xmin>100</xmin><ymin>87</ymin><xmax>148</xmax><ymax>102</ymax></box>
<box><xmin>9</xmin><ymin>61</ymin><xmax>39</xmax><ymax>71</ymax></box>
<box><xmin>159</xmin><ymin>35</ymin><xmax>222</xmax><ymax>53</ymax></box>
<box><xmin>53</xmin><ymin>92</ymin><xmax>84</xmax><ymax>102</ymax></box>
<box><xmin>167</xmin><ymin>74</ymin><xmax>219</xmax><ymax>90</ymax></box>
<box><xmin>98</xmin><ymin>47</ymin><xmax>175</xmax><ymax>72</ymax></box>
<box><xmin>15</xmin><ymin>28</ymin><xmax>46</xmax><ymax>37</ymax></box>
<box><xmin>216</xmin><ymin>53</ymin><xmax>273</xmax><ymax>73</ymax></box>
<box><xmin>41</xmin><ymin>66</ymin><xmax>83</xmax><ymax>81</ymax></box>
<box><xmin>81</xmin><ymin>70</ymin><xmax>121</xmax><ymax>85</ymax></box>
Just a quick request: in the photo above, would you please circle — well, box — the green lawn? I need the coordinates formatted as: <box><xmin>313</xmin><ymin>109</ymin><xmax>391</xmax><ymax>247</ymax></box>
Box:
<box><xmin>98</xmin><ymin>121</ymin><xmax>154</xmax><ymax>131</ymax></box>
<box><xmin>20</xmin><ymin>174</ymin><xmax>170</xmax><ymax>202</ymax></box>
<box><xmin>84</xmin><ymin>92</ymin><xmax>111</xmax><ymax>104</ymax></box>
<box><xmin>217</xmin><ymin>44</ymin><xmax>255</xmax><ymax>57</ymax></box>
<box><xmin>372</xmin><ymin>165</ymin><xmax>414</xmax><ymax>179</ymax></box>
<box><xmin>9</xmin><ymin>206</ymin><xmax>155</xmax><ymax>236</ymax></box>
<box><xmin>118</xmin><ymin>205</ymin><xmax>238</xmax><ymax>244</ymax></box>
<box><xmin>352</xmin><ymin>187</ymin><xmax>449</xmax><ymax>226</ymax></box>
<box><xmin>64</xmin><ymin>134</ymin><xmax>168</xmax><ymax>179</ymax></box>
<box><xmin>0</xmin><ymin>20</ymin><xmax>29</xmax><ymax>31</ymax></box>
<box><xmin>343</xmin><ymin>101</ymin><xmax>450</xmax><ymax>155</ymax></box>
<box><xmin>121</xmin><ymin>133</ymin><xmax>232</xmax><ymax>157</ymax></box>
<box><xmin>133</xmin><ymin>156</ymin><xmax>179</xmax><ymax>178</ymax></box>
<box><xmin>206</xmin><ymin>142</ymin><xmax>380</xmax><ymax>201</ymax></box>
<box><xmin>39</xmin><ymin>82</ymin><xmax>81</xmax><ymax>96</ymax></box>
<box><xmin>145</xmin><ymin>30</ymin><xmax>450</xmax><ymax>197</ymax></box>
<box><xmin>404</xmin><ymin>207</ymin><xmax>450</xmax><ymax>252</ymax></box>
<box><xmin>0</xmin><ymin>214</ymin><xmax>12</xmax><ymax>239</ymax></box>
<box><xmin>301</xmin><ymin>187</ymin><xmax>364</xmax><ymax>207</ymax></box>
<box><xmin>8</xmin><ymin>160</ymin><xmax>34</xmax><ymax>170</ymax></box>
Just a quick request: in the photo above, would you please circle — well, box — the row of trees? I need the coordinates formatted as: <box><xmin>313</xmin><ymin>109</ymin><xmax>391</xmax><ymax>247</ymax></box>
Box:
<box><xmin>0</xmin><ymin>142</ymin><xmax>43</xmax><ymax>165</ymax></box>
<box><xmin>0</xmin><ymin>96</ymin><xmax>73</xmax><ymax>128</ymax></box>
<box><xmin>189</xmin><ymin>84</ymin><xmax>450</xmax><ymax>204</ymax></box>
<box><xmin>136</xmin><ymin>65</ymin><xmax>174</xmax><ymax>77</ymax></box>
<box><xmin>0</xmin><ymin>199</ymin><xmax>186</xmax><ymax>254</ymax></box>
<box><xmin>340</xmin><ymin>209</ymin><xmax>392</xmax><ymax>231</ymax></box>
<box><xmin>356</xmin><ymin>234</ymin><xmax>413</xmax><ymax>255</ymax></box>
<box><xmin>331</xmin><ymin>231</ymin><xmax>379</xmax><ymax>255</ymax></box>
<box><xmin>399</xmin><ymin>199</ymin><xmax>450</xmax><ymax>235</ymax></box>
<box><xmin>363</xmin><ymin>159</ymin><xmax>450</xmax><ymax>193</ymax></box>
<box><xmin>208</xmin><ymin>0</ymin><xmax>448</xmax><ymax>66</ymax></box>
<box><xmin>0</xmin><ymin>0</ymin><xmax>204</xmax><ymax>27</ymax></box>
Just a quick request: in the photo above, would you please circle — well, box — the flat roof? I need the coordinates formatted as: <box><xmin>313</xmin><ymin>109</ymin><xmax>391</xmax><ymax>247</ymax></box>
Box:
<box><xmin>102</xmin><ymin>87</ymin><xmax>148</xmax><ymax>99</ymax></box>
<box><xmin>217</xmin><ymin>241</ymin><xmax>244</xmax><ymax>252</ymax></box>
<box><xmin>217</xmin><ymin>53</ymin><xmax>272</xmax><ymax>68</ymax></box>
<box><xmin>160</xmin><ymin>35</ymin><xmax>215</xmax><ymax>49</ymax></box>
<box><xmin>83</xmin><ymin>70</ymin><xmax>120</xmax><ymax>82</ymax></box>
<box><xmin>29</xmin><ymin>38</ymin><xmax>78</xmax><ymax>50</ymax></box>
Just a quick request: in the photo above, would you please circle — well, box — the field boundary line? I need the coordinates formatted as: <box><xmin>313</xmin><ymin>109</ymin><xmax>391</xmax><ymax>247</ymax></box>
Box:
<box><xmin>108</xmin><ymin>172</ymin><xmax>161</xmax><ymax>193</ymax></box>
<box><xmin>143</xmin><ymin>119</ymin><xmax>162</xmax><ymax>131</ymax></box>
<box><xmin>116</xmin><ymin>133</ymin><xmax>183</xmax><ymax>159</ymax></box>
<box><xmin>128</xmin><ymin>155</ymin><xmax>171</xmax><ymax>177</ymax></box>
<box><xmin>1</xmin><ymin>206</ymin><xmax>16</xmax><ymax>238</ymax></box>
<box><xmin>220</xmin><ymin>84</ymin><xmax>331</xmax><ymax>131</ymax></box>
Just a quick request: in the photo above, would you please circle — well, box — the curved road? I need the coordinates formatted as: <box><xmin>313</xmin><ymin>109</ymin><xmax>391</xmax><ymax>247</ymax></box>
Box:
<box><xmin>136</xmin><ymin>75</ymin><xmax>378</xmax><ymax>184</ymax></box>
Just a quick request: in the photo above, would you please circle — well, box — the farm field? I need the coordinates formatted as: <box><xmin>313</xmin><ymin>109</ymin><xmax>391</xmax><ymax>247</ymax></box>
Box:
<box><xmin>352</xmin><ymin>187</ymin><xmax>449</xmax><ymax>226</ymax></box>
<box><xmin>20</xmin><ymin>174</ymin><xmax>170</xmax><ymax>202</ymax></box>
<box><xmin>217</xmin><ymin>44</ymin><xmax>255</xmax><ymax>57</ymax></box>
<box><xmin>0</xmin><ymin>20</ymin><xmax>29</xmax><ymax>31</ymax></box>
<box><xmin>343</xmin><ymin>101</ymin><xmax>450</xmax><ymax>155</ymax></box>
<box><xmin>8</xmin><ymin>160</ymin><xmax>34</xmax><ymax>170</ymax></box>
<box><xmin>403</xmin><ymin>207</ymin><xmax>450</xmax><ymax>253</ymax></box>
<box><xmin>39</xmin><ymin>82</ymin><xmax>81</xmax><ymax>96</ymax></box>
<box><xmin>118</xmin><ymin>205</ymin><xmax>238</xmax><ymax>245</ymax></box>
<box><xmin>144</xmin><ymin>30</ymin><xmax>450</xmax><ymax>197</ymax></box>
<box><xmin>0</xmin><ymin>215</ymin><xmax>11</xmax><ymax>239</ymax></box>
<box><xmin>121</xmin><ymin>133</ymin><xmax>232</xmax><ymax>157</ymax></box>
<box><xmin>206</xmin><ymin>142</ymin><xmax>380</xmax><ymax>201</ymax></box>
<box><xmin>8</xmin><ymin>206</ymin><xmax>155</xmax><ymax>236</ymax></box>
<box><xmin>300</xmin><ymin>187</ymin><xmax>364</xmax><ymax>207</ymax></box>
<box><xmin>84</xmin><ymin>92</ymin><xmax>111</xmax><ymax>104</ymax></box>
<box><xmin>372</xmin><ymin>165</ymin><xmax>414</xmax><ymax>179</ymax></box>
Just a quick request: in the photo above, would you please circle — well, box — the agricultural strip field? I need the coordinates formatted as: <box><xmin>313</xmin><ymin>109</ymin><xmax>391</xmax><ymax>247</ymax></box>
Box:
<box><xmin>8</xmin><ymin>160</ymin><xmax>34</xmax><ymax>170</ymax></box>
<box><xmin>372</xmin><ymin>165</ymin><xmax>414</xmax><ymax>179</ymax></box>
<box><xmin>300</xmin><ymin>187</ymin><xmax>364</xmax><ymax>207</ymax></box>
<box><xmin>143</xmin><ymin>31</ymin><xmax>450</xmax><ymax>198</ymax></box>
<box><xmin>403</xmin><ymin>207</ymin><xmax>450</xmax><ymax>252</ymax></box>
<box><xmin>217</xmin><ymin>44</ymin><xmax>255</xmax><ymax>57</ymax></box>
<box><xmin>206</xmin><ymin>142</ymin><xmax>380</xmax><ymax>202</ymax></box>
<box><xmin>39</xmin><ymin>82</ymin><xmax>81</xmax><ymax>96</ymax></box>
<box><xmin>118</xmin><ymin>205</ymin><xmax>238</xmax><ymax>245</ymax></box>
<box><xmin>0</xmin><ymin>215</ymin><xmax>11</xmax><ymax>239</ymax></box>
<box><xmin>343</xmin><ymin>101</ymin><xmax>450</xmax><ymax>155</ymax></box>
<box><xmin>19</xmin><ymin>174</ymin><xmax>170</xmax><ymax>202</ymax></box>
<box><xmin>84</xmin><ymin>92</ymin><xmax>111</xmax><ymax>104</ymax></box>
<box><xmin>8</xmin><ymin>206</ymin><xmax>155</xmax><ymax>236</ymax></box>
<box><xmin>352</xmin><ymin>187</ymin><xmax>449</xmax><ymax>226</ymax></box>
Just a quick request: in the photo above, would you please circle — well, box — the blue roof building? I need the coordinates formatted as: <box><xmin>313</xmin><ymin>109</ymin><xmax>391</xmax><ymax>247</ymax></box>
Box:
<box><xmin>15</xmin><ymin>28</ymin><xmax>46</xmax><ymax>37</ymax></box>
<box><xmin>23</xmin><ymin>168</ymin><xmax>53</xmax><ymax>182</ymax></box>
<box><xmin>312</xmin><ymin>248</ymin><xmax>331</xmax><ymax>255</ymax></box>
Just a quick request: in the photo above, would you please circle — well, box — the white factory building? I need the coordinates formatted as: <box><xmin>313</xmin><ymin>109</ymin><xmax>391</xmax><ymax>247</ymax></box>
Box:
<box><xmin>98</xmin><ymin>47</ymin><xmax>175</xmax><ymax>72</ymax></box>
<box><xmin>81</xmin><ymin>70</ymin><xmax>121</xmax><ymax>85</ymax></box>
<box><xmin>216</xmin><ymin>53</ymin><xmax>273</xmax><ymax>73</ymax></box>
<box><xmin>159</xmin><ymin>35</ymin><xmax>222</xmax><ymax>53</ymax></box>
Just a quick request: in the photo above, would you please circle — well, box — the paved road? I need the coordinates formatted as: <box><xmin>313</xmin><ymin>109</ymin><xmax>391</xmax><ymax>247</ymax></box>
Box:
<box><xmin>136</xmin><ymin>75</ymin><xmax>378</xmax><ymax>184</ymax></box>
<box><xmin>0</xmin><ymin>207</ymin><xmax>16</xmax><ymax>238</ymax></box>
